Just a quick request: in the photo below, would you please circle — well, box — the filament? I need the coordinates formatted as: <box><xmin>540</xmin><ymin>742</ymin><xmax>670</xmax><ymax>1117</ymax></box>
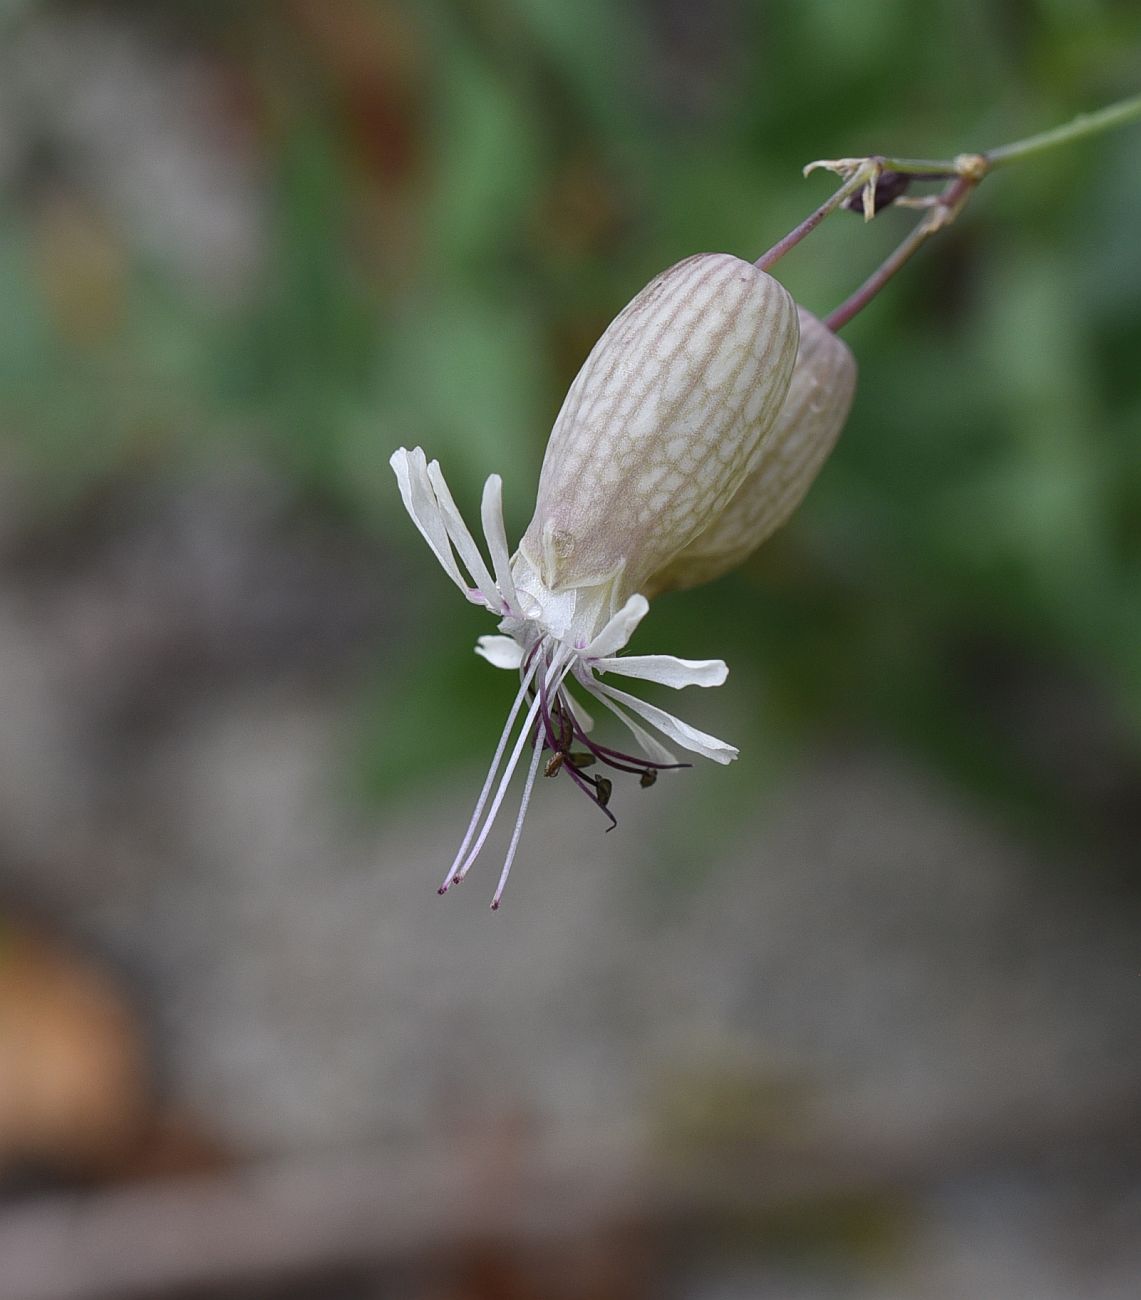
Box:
<box><xmin>452</xmin><ymin>645</ymin><xmax>571</xmax><ymax>885</ymax></box>
<box><xmin>490</xmin><ymin>725</ymin><xmax>547</xmax><ymax>910</ymax></box>
<box><xmin>438</xmin><ymin>647</ymin><xmax>541</xmax><ymax>893</ymax></box>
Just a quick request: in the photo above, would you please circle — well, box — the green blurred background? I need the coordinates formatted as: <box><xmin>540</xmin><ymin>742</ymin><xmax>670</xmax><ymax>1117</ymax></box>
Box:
<box><xmin>0</xmin><ymin>1</ymin><xmax>1138</xmax><ymax>1296</ymax></box>
<box><xmin>7</xmin><ymin>0</ymin><xmax>1139</xmax><ymax>852</ymax></box>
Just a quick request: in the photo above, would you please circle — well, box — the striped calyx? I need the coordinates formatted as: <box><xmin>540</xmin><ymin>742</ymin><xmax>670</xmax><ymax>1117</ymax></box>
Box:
<box><xmin>646</xmin><ymin>307</ymin><xmax>856</xmax><ymax>596</ymax></box>
<box><xmin>519</xmin><ymin>254</ymin><xmax>799</xmax><ymax>608</ymax></box>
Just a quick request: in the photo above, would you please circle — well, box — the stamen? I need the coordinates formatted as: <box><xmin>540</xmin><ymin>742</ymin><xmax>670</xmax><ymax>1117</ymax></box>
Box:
<box><xmin>438</xmin><ymin>647</ymin><xmax>541</xmax><ymax>893</ymax></box>
<box><xmin>536</xmin><ymin>656</ymin><xmax>574</xmax><ymax>756</ymax></box>
<box><xmin>533</xmin><ymin>657</ymin><xmax>620</xmax><ymax>828</ymax></box>
<box><xmin>490</xmin><ymin>723</ymin><xmax>546</xmax><ymax>910</ymax></box>
<box><xmin>562</xmin><ymin>686</ymin><xmax>690</xmax><ymax>773</ymax></box>
<box><xmin>561</xmin><ymin>758</ymin><xmax>618</xmax><ymax>830</ymax></box>
<box><xmin>452</xmin><ymin>647</ymin><xmax>572</xmax><ymax>885</ymax></box>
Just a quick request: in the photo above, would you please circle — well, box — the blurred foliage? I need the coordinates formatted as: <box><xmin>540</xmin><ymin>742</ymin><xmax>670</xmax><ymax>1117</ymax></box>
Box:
<box><xmin>1</xmin><ymin>0</ymin><xmax>1139</xmax><ymax>866</ymax></box>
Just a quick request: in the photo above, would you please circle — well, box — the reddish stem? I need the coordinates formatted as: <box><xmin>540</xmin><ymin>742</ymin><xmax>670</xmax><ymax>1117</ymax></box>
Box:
<box><xmin>755</xmin><ymin>173</ymin><xmax>866</xmax><ymax>271</ymax></box>
<box><xmin>824</xmin><ymin>175</ymin><xmax>977</xmax><ymax>332</ymax></box>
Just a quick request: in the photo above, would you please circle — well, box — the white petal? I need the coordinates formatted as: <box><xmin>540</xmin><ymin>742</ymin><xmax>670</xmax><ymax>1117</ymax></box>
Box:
<box><xmin>480</xmin><ymin>474</ymin><xmax>518</xmax><ymax>614</ymax></box>
<box><xmin>582</xmin><ymin>594</ymin><xmax>649</xmax><ymax>658</ymax></box>
<box><xmin>588</xmin><ymin>688</ymin><xmax>677</xmax><ymax>764</ymax></box>
<box><xmin>390</xmin><ymin>447</ymin><xmax>468</xmax><ymax>593</ymax></box>
<box><xmin>475</xmin><ymin>635</ymin><xmax>524</xmax><ymax>669</ymax></box>
<box><xmin>590</xmin><ymin>681</ymin><xmax>738</xmax><ymax>764</ymax></box>
<box><xmin>426</xmin><ymin>460</ymin><xmax>501</xmax><ymax>609</ymax></box>
<box><xmin>563</xmin><ymin>688</ymin><xmax>595</xmax><ymax>734</ymax></box>
<box><xmin>591</xmin><ymin>654</ymin><xmax>728</xmax><ymax>689</ymax></box>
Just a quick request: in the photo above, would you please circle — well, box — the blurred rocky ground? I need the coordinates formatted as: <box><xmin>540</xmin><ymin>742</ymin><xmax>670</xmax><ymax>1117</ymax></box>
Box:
<box><xmin>0</xmin><ymin>469</ymin><xmax>1137</xmax><ymax>1298</ymax></box>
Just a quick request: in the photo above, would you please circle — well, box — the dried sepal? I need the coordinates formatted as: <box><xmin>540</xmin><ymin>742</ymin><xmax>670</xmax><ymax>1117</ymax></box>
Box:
<box><xmin>646</xmin><ymin>307</ymin><xmax>856</xmax><ymax>596</ymax></box>
<box><xmin>519</xmin><ymin>254</ymin><xmax>799</xmax><ymax>605</ymax></box>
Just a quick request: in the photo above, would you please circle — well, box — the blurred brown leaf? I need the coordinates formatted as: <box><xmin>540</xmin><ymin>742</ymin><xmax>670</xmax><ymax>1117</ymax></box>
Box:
<box><xmin>0</xmin><ymin>922</ymin><xmax>148</xmax><ymax>1178</ymax></box>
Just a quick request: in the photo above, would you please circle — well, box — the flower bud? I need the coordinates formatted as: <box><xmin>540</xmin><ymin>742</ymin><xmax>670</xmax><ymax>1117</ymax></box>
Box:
<box><xmin>518</xmin><ymin>254</ymin><xmax>799</xmax><ymax>607</ymax></box>
<box><xmin>645</xmin><ymin>307</ymin><xmax>856</xmax><ymax>596</ymax></box>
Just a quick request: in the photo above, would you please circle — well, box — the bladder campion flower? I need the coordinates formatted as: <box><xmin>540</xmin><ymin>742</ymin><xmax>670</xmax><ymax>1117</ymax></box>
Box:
<box><xmin>388</xmin><ymin>98</ymin><xmax>1141</xmax><ymax>905</ymax></box>
<box><xmin>392</xmin><ymin>252</ymin><xmax>812</xmax><ymax>907</ymax></box>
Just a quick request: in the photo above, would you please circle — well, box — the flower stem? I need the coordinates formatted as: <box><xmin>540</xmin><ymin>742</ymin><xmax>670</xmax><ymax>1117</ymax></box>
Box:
<box><xmin>852</xmin><ymin>96</ymin><xmax>1141</xmax><ymax>179</ymax></box>
<box><xmin>755</xmin><ymin>169</ymin><xmax>870</xmax><ymax>271</ymax></box>
<box><xmin>984</xmin><ymin>93</ymin><xmax>1141</xmax><ymax>169</ymax></box>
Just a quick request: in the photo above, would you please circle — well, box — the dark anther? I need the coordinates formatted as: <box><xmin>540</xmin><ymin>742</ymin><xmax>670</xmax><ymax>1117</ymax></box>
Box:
<box><xmin>843</xmin><ymin>170</ymin><xmax>911</xmax><ymax>214</ymax></box>
<box><xmin>550</xmin><ymin>697</ymin><xmax>574</xmax><ymax>751</ymax></box>
<box><xmin>595</xmin><ymin>776</ymin><xmax>613</xmax><ymax>808</ymax></box>
<box><xmin>568</xmin><ymin>752</ymin><xmax>596</xmax><ymax>769</ymax></box>
<box><xmin>639</xmin><ymin>769</ymin><xmax>657</xmax><ymax>788</ymax></box>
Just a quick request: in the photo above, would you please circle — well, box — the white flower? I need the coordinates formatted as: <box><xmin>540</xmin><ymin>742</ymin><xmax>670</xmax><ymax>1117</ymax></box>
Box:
<box><xmin>391</xmin><ymin>253</ymin><xmax>804</xmax><ymax>907</ymax></box>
